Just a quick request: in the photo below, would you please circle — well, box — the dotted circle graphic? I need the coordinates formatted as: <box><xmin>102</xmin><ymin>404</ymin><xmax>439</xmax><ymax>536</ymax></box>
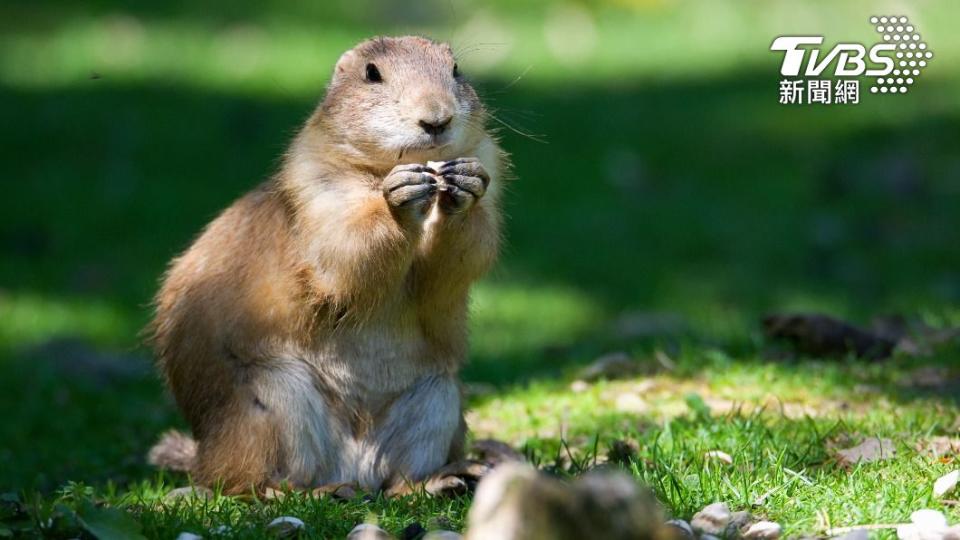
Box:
<box><xmin>870</xmin><ymin>15</ymin><xmax>932</xmax><ymax>95</ymax></box>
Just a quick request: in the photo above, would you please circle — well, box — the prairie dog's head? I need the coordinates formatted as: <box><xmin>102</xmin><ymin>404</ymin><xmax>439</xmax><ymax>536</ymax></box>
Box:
<box><xmin>319</xmin><ymin>36</ymin><xmax>485</xmax><ymax>167</ymax></box>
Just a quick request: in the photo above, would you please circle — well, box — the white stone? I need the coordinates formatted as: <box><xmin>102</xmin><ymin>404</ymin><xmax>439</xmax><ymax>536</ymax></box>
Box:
<box><xmin>912</xmin><ymin>509</ymin><xmax>948</xmax><ymax>529</ymax></box>
<box><xmin>347</xmin><ymin>523</ymin><xmax>392</xmax><ymax>540</ymax></box>
<box><xmin>267</xmin><ymin>516</ymin><xmax>306</xmax><ymax>537</ymax></box>
<box><xmin>744</xmin><ymin>521</ymin><xmax>782</xmax><ymax>539</ymax></box>
<box><xmin>691</xmin><ymin>503</ymin><xmax>732</xmax><ymax>536</ymax></box>
<box><xmin>934</xmin><ymin>470</ymin><xmax>959</xmax><ymax>498</ymax></box>
<box><xmin>176</xmin><ymin>534</ymin><xmax>203</xmax><ymax>540</ymax></box>
<box><xmin>665</xmin><ymin>519</ymin><xmax>695</xmax><ymax>539</ymax></box>
<box><xmin>898</xmin><ymin>510</ymin><xmax>950</xmax><ymax>540</ymax></box>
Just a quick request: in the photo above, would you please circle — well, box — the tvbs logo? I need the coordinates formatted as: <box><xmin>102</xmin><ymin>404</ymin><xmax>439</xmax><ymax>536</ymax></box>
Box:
<box><xmin>770</xmin><ymin>16</ymin><xmax>933</xmax><ymax>104</ymax></box>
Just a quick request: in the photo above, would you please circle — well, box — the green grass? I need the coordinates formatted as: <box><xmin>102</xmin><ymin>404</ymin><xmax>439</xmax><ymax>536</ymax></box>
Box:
<box><xmin>2</xmin><ymin>0</ymin><xmax>960</xmax><ymax>537</ymax></box>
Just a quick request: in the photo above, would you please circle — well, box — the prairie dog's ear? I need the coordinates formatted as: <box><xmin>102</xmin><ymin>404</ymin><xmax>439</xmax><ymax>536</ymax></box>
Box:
<box><xmin>333</xmin><ymin>49</ymin><xmax>359</xmax><ymax>78</ymax></box>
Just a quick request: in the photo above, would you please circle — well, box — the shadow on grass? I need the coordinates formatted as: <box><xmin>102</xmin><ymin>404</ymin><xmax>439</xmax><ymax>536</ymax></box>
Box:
<box><xmin>1</xmin><ymin>70</ymin><xmax>959</xmax><ymax>489</ymax></box>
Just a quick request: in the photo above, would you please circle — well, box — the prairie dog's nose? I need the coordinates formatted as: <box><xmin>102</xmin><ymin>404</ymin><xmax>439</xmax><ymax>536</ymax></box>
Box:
<box><xmin>419</xmin><ymin>115</ymin><xmax>452</xmax><ymax>136</ymax></box>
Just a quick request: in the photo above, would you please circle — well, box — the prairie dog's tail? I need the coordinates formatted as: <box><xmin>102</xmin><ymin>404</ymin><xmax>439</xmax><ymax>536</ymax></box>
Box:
<box><xmin>148</xmin><ymin>430</ymin><xmax>197</xmax><ymax>472</ymax></box>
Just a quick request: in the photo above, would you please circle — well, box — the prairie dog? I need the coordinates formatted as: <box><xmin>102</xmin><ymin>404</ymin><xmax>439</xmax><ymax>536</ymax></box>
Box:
<box><xmin>148</xmin><ymin>36</ymin><xmax>508</xmax><ymax>494</ymax></box>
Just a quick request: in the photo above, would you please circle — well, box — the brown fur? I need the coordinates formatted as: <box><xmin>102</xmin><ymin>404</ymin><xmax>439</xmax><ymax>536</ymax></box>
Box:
<box><xmin>148</xmin><ymin>36</ymin><xmax>508</xmax><ymax>494</ymax></box>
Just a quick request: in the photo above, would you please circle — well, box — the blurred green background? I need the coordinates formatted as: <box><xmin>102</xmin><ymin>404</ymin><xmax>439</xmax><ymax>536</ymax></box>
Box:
<box><xmin>1</xmin><ymin>0</ymin><xmax>959</xmax><ymax>490</ymax></box>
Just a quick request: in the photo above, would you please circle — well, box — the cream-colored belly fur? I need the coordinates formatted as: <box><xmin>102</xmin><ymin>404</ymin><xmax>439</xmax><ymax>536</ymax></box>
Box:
<box><xmin>255</xmin><ymin>302</ymin><xmax>460</xmax><ymax>489</ymax></box>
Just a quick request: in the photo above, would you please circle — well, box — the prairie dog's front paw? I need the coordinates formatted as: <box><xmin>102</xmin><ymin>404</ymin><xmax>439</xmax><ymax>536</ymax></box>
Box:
<box><xmin>430</xmin><ymin>158</ymin><xmax>490</xmax><ymax>215</ymax></box>
<box><xmin>383</xmin><ymin>164</ymin><xmax>438</xmax><ymax>219</ymax></box>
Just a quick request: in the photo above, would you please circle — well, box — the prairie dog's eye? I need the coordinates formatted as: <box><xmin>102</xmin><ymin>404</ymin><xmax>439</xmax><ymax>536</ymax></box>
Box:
<box><xmin>365</xmin><ymin>63</ymin><xmax>382</xmax><ymax>83</ymax></box>
<box><xmin>453</xmin><ymin>63</ymin><xmax>460</xmax><ymax>78</ymax></box>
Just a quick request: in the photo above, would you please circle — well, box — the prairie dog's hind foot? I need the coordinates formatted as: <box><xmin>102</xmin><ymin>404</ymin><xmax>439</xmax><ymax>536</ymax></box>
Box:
<box><xmin>147</xmin><ymin>430</ymin><xmax>197</xmax><ymax>473</ymax></box>
<box><xmin>387</xmin><ymin>459</ymin><xmax>491</xmax><ymax>498</ymax></box>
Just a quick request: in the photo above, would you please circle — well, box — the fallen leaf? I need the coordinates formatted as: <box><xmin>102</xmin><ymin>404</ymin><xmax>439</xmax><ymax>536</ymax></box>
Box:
<box><xmin>835</xmin><ymin>437</ymin><xmax>895</xmax><ymax>467</ymax></box>
<box><xmin>76</xmin><ymin>502</ymin><xmax>147</xmax><ymax>540</ymax></box>
<box><xmin>917</xmin><ymin>437</ymin><xmax>960</xmax><ymax>458</ymax></box>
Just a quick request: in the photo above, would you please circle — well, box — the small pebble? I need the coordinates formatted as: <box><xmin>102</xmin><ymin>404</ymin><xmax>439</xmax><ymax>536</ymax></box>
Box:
<box><xmin>897</xmin><ymin>510</ymin><xmax>949</xmax><ymax>540</ymax></box>
<box><xmin>897</xmin><ymin>524</ymin><xmax>927</xmax><ymax>540</ymax></box>
<box><xmin>266</xmin><ymin>516</ymin><xmax>305</xmax><ymax>538</ymax></box>
<box><xmin>401</xmin><ymin>522</ymin><xmax>426</xmax><ymax>540</ymax></box>
<box><xmin>422</xmin><ymin>532</ymin><xmax>462</xmax><ymax>540</ymax></box>
<box><xmin>165</xmin><ymin>486</ymin><xmax>214</xmax><ymax>501</ymax></box>
<box><xmin>176</xmin><ymin>533</ymin><xmax>203</xmax><ymax>540</ymax></box>
<box><xmin>705</xmin><ymin>450</ymin><xmax>734</xmax><ymax>465</ymax></box>
<box><xmin>837</xmin><ymin>530</ymin><xmax>869</xmax><ymax>540</ymax></box>
<box><xmin>934</xmin><ymin>470</ymin><xmax>959</xmax><ymax>498</ymax></box>
<box><xmin>665</xmin><ymin>519</ymin><xmax>695</xmax><ymax>540</ymax></box>
<box><xmin>615</xmin><ymin>393</ymin><xmax>648</xmax><ymax>414</ymax></box>
<box><xmin>725</xmin><ymin>511</ymin><xmax>753</xmax><ymax>539</ymax></box>
<box><xmin>743</xmin><ymin>521</ymin><xmax>782</xmax><ymax>540</ymax></box>
<box><xmin>347</xmin><ymin>523</ymin><xmax>393</xmax><ymax>540</ymax></box>
<box><xmin>912</xmin><ymin>509</ymin><xmax>948</xmax><ymax>529</ymax></box>
<box><xmin>691</xmin><ymin>502</ymin><xmax>732</xmax><ymax>536</ymax></box>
